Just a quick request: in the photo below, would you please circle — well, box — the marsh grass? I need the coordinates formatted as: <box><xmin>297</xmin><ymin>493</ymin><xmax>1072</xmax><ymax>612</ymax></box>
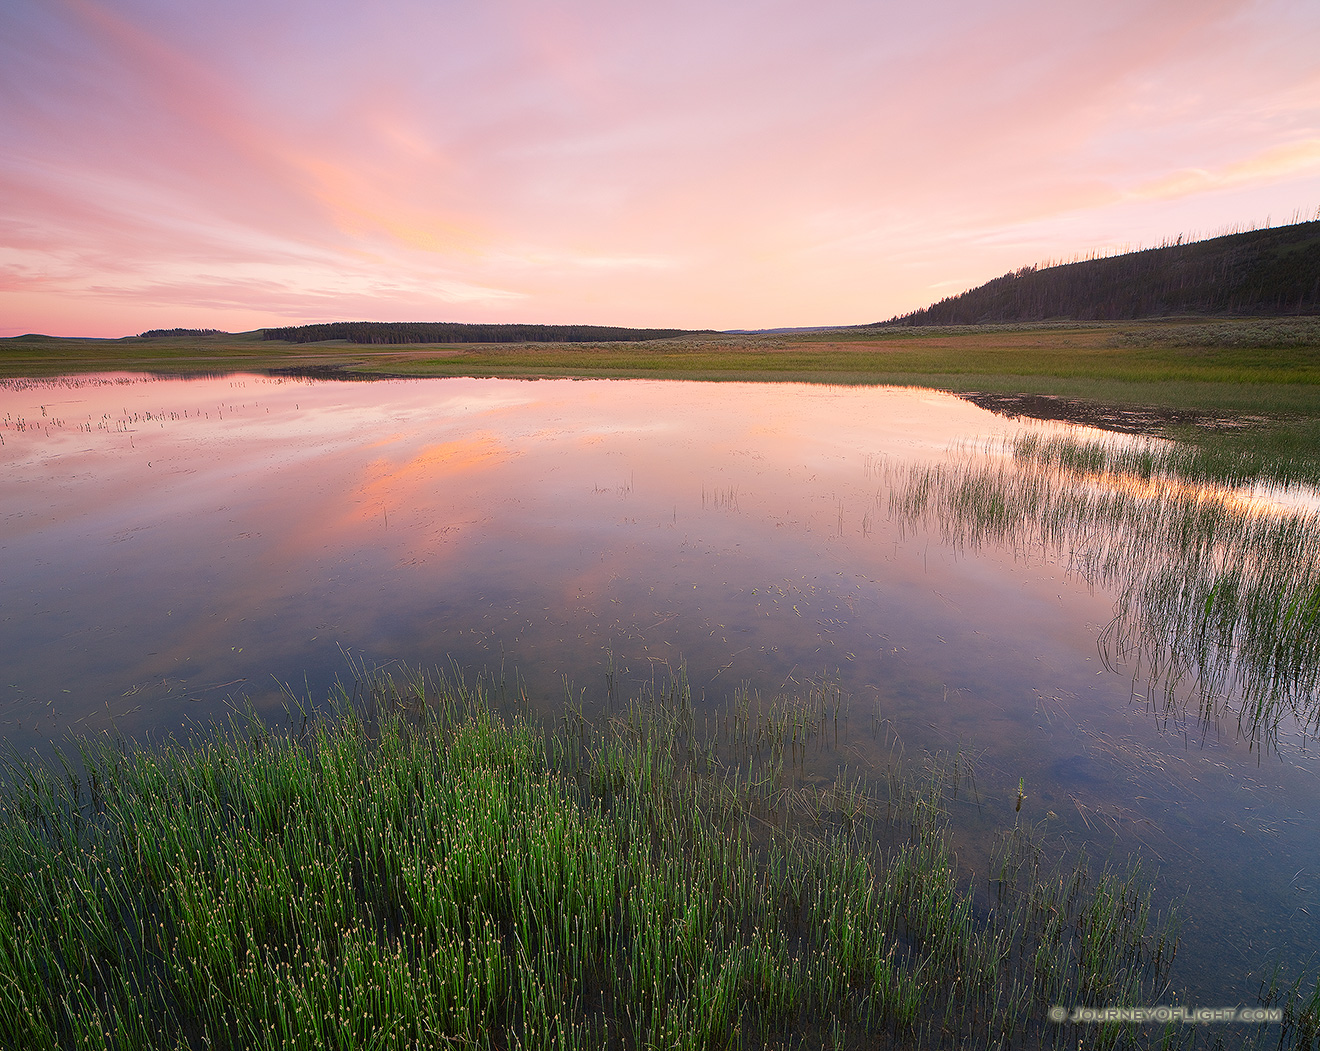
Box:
<box><xmin>887</xmin><ymin>434</ymin><xmax>1320</xmax><ymax>741</ymax></box>
<box><xmin>701</xmin><ymin>484</ymin><xmax>740</xmax><ymax>511</ymax></box>
<box><xmin>1159</xmin><ymin>417</ymin><xmax>1320</xmax><ymax>491</ymax></box>
<box><xmin>2</xmin><ymin>664</ymin><xmax>1262</xmax><ymax>1049</ymax></box>
<box><xmin>1007</xmin><ymin>426</ymin><xmax>1320</xmax><ymax>493</ymax></box>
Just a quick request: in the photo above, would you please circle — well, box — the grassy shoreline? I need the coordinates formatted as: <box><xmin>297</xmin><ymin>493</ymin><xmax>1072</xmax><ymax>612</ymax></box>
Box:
<box><xmin>5</xmin><ymin>318</ymin><xmax>1318</xmax><ymax>394</ymax></box>
<box><xmin>8</xmin><ymin>318</ymin><xmax>1320</xmax><ymax>466</ymax></box>
<box><xmin>12</xmin><ymin>667</ymin><xmax>1312</xmax><ymax>1050</ymax></box>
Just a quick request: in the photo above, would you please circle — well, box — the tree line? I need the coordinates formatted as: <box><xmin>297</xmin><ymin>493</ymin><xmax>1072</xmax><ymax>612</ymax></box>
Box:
<box><xmin>137</xmin><ymin>328</ymin><xmax>225</xmax><ymax>338</ymax></box>
<box><xmin>261</xmin><ymin>322</ymin><xmax>709</xmax><ymax>344</ymax></box>
<box><xmin>883</xmin><ymin>220</ymin><xmax>1320</xmax><ymax>325</ymax></box>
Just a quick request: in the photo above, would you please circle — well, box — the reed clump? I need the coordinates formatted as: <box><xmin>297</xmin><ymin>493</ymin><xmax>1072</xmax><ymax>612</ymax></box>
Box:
<box><xmin>1008</xmin><ymin>427</ymin><xmax>1320</xmax><ymax>493</ymax></box>
<box><xmin>0</xmin><ymin>666</ymin><xmax>1238</xmax><ymax>1049</ymax></box>
<box><xmin>888</xmin><ymin>433</ymin><xmax>1320</xmax><ymax>742</ymax></box>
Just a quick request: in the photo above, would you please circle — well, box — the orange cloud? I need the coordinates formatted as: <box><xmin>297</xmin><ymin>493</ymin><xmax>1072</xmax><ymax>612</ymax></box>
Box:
<box><xmin>1132</xmin><ymin>139</ymin><xmax>1320</xmax><ymax>201</ymax></box>
<box><xmin>280</xmin><ymin>149</ymin><xmax>484</xmax><ymax>257</ymax></box>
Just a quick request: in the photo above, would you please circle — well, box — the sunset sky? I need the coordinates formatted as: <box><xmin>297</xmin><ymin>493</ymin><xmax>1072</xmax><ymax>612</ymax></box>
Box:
<box><xmin>2</xmin><ymin>0</ymin><xmax>1318</xmax><ymax>337</ymax></box>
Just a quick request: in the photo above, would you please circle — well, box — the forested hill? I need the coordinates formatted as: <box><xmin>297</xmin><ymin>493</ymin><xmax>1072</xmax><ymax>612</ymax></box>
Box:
<box><xmin>885</xmin><ymin>220</ymin><xmax>1320</xmax><ymax>325</ymax></box>
<box><xmin>262</xmin><ymin>322</ymin><xmax>708</xmax><ymax>344</ymax></box>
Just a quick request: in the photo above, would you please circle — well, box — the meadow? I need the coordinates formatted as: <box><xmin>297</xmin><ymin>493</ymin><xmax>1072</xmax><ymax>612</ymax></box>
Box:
<box><xmin>7</xmin><ymin>317</ymin><xmax>1320</xmax><ymax>472</ymax></box>
<box><xmin>4</xmin><ymin>318</ymin><xmax>1319</xmax><ymax>394</ymax></box>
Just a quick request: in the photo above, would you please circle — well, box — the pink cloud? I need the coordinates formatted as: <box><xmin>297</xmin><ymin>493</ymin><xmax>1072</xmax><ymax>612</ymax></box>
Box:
<box><xmin>1132</xmin><ymin>139</ymin><xmax>1320</xmax><ymax>201</ymax></box>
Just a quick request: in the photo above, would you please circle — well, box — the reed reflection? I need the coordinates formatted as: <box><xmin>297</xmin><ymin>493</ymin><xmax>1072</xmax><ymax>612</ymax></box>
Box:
<box><xmin>887</xmin><ymin>432</ymin><xmax>1320</xmax><ymax>746</ymax></box>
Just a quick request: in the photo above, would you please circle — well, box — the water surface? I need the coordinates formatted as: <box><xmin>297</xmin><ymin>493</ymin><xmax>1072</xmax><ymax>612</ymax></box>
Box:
<box><xmin>2</xmin><ymin>372</ymin><xmax>1317</xmax><ymax>1005</ymax></box>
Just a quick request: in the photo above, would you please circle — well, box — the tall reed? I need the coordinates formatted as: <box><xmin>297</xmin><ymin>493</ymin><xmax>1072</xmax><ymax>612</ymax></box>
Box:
<box><xmin>887</xmin><ymin>433</ymin><xmax>1320</xmax><ymax>741</ymax></box>
<box><xmin>0</xmin><ymin>666</ymin><xmax>1235</xmax><ymax>1049</ymax></box>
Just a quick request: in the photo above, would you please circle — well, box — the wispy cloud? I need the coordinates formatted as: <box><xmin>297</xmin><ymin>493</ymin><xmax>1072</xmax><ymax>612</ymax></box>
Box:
<box><xmin>1132</xmin><ymin>139</ymin><xmax>1320</xmax><ymax>201</ymax></box>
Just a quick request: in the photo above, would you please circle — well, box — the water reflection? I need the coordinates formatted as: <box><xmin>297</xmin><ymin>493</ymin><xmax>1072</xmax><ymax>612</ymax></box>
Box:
<box><xmin>2</xmin><ymin>372</ymin><xmax>1317</xmax><ymax>1005</ymax></box>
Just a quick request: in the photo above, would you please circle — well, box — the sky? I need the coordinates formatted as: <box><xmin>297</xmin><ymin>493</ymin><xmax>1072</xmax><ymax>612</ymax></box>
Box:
<box><xmin>1</xmin><ymin>0</ymin><xmax>1318</xmax><ymax>337</ymax></box>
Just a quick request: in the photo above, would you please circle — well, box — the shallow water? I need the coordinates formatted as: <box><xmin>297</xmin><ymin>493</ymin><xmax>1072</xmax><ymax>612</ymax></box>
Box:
<box><xmin>2</xmin><ymin>372</ymin><xmax>1318</xmax><ymax>1005</ymax></box>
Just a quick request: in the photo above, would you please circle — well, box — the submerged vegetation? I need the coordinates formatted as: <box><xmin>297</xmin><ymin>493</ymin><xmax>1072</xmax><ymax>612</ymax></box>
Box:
<box><xmin>887</xmin><ymin>432</ymin><xmax>1320</xmax><ymax>742</ymax></box>
<box><xmin>14</xmin><ymin>665</ymin><xmax>1304</xmax><ymax>1050</ymax></box>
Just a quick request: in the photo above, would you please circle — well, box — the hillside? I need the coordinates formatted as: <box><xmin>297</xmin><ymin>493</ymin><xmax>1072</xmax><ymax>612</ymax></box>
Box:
<box><xmin>885</xmin><ymin>220</ymin><xmax>1320</xmax><ymax>325</ymax></box>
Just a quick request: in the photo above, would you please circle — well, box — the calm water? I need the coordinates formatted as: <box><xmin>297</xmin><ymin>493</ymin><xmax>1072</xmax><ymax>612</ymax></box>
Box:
<box><xmin>2</xmin><ymin>372</ymin><xmax>1317</xmax><ymax>1004</ymax></box>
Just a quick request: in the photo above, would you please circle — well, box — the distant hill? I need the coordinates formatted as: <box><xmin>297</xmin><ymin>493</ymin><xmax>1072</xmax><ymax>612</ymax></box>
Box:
<box><xmin>884</xmin><ymin>220</ymin><xmax>1320</xmax><ymax>325</ymax></box>
<box><xmin>262</xmin><ymin>321</ymin><xmax>710</xmax><ymax>344</ymax></box>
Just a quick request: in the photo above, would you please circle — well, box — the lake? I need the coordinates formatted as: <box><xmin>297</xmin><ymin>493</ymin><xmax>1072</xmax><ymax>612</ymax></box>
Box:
<box><xmin>2</xmin><ymin>371</ymin><xmax>1317</xmax><ymax>1006</ymax></box>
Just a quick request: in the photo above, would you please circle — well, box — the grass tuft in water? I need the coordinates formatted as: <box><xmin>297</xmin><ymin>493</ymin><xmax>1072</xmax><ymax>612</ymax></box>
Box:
<box><xmin>0</xmin><ymin>667</ymin><xmax>1306</xmax><ymax>1049</ymax></box>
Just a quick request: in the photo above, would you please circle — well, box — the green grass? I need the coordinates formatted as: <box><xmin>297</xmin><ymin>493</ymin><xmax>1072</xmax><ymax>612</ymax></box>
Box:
<box><xmin>6</xmin><ymin>666</ymin><xmax>1281</xmax><ymax>1050</ymax></box>
<box><xmin>1158</xmin><ymin>417</ymin><xmax>1320</xmax><ymax>489</ymax></box>
<box><xmin>1000</xmin><ymin>428</ymin><xmax>1320</xmax><ymax>492</ymax></box>
<box><xmin>9</xmin><ymin>320</ymin><xmax>1320</xmax><ymax>473</ymax></box>
<box><xmin>3</xmin><ymin>318</ymin><xmax>1317</xmax><ymax>386</ymax></box>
